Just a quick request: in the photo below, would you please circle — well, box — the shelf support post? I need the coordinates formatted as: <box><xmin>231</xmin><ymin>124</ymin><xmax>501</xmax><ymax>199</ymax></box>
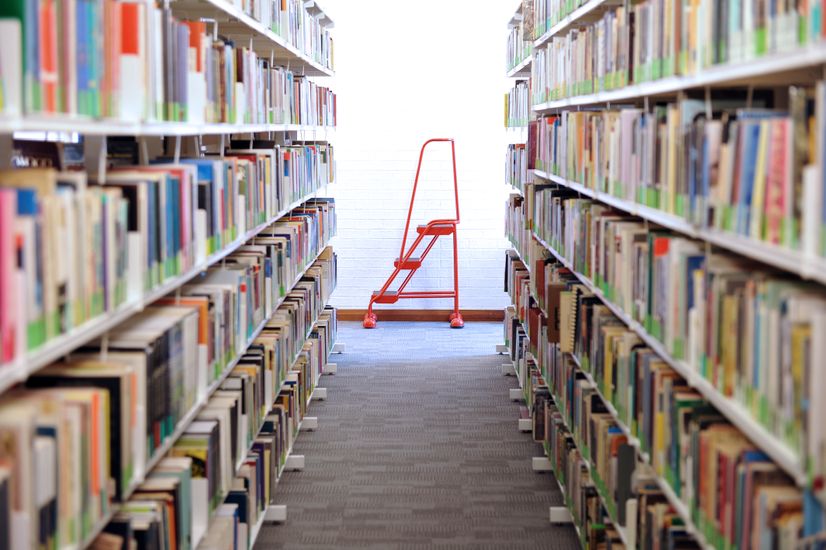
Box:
<box><xmin>0</xmin><ymin>134</ymin><xmax>12</xmax><ymax>169</ymax></box>
<box><xmin>84</xmin><ymin>135</ymin><xmax>108</xmax><ymax>184</ymax></box>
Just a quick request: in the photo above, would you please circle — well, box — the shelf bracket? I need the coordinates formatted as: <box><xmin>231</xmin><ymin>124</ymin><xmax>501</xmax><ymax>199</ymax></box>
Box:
<box><xmin>313</xmin><ymin>387</ymin><xmax>327</xmax><ymax>401</ymax></box>
<box><xmin>509</xmin><ymin>388</ymin><xmax>523</xmax><ymax>401</ymax></box>
<box><xmin>172</xmin><ymin>135</ymin><xmax>182</xmax><ymax>164</ymax></box>
<box><xmin>518</xmin><ymin>418</ymin><xmax>532</xmax><ymax>432</ymax></box>
<box><xmin>322</xmin><ymin>362</ymin><xmax>337</xmax><ymax>375</ymax></box>
<box><xmin>138</xmin><ymin>136</ymin><xmax>150</xmax><ymax>165</ymax></box>
<box><xmin>332</xmin><ymin>343</ymin><xmax>346</xmax><ymax>354</ymax></box>
<box><xmin>0</xmin><ymin>134</ymin><xmax>12</xmax><ymax>169</ymax></box>
<box><xmin>495</xmin><ymin>344</ymin><xmax>508</xmax><ymax>354</ymax></box>
<box><xmin>501</xmin><ymin>362</ymin><xmax>516</xmax><ymax>376</ymax></box>
<box><xmin>84</xmin><ymin>135</ymin><xmax>108</xmax><ymax>183</ymax></box>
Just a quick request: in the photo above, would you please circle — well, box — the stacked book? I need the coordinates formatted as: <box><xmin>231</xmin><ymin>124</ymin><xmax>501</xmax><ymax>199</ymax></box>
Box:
<box><xmin>0</xmin><ymin>2</ymin><xmax>336</xmax><ymax>124</ymax></box>
<box><xmin>0</xmin><ymin>239</ymin><xmax>337</xmax><ymax>550</ymax></box>
<box><xmin>0</xmin><ymin>143</ymin><xmax>335</xmax><ymax>369</ymax></box>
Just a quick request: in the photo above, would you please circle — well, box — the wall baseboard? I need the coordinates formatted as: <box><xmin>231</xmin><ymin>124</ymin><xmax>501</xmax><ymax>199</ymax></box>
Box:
<box><xmin>337</xmin><ymin>309</ymin><xmax>504</xmax><ymax>322</ymax></box>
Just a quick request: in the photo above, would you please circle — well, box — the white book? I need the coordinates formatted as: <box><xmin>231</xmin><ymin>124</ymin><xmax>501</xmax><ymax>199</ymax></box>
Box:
<box><xmin>0</xmin><ymin>19</ymin><xmax>22</xmax><ymax>116</ymax></box>
<box><xmin>119</xmin><ymin>0</ymin><xmax>147</xmax><ymax>122</ymax></box>
<box><xmin>801</xmin><ymin>164</ymin><xmax>820</xmax><ymax>257</ymax></box>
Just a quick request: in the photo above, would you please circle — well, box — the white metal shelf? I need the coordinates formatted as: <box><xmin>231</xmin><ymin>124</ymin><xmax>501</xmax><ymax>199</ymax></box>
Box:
<box><xmin>0</xmin><ymin>115</ymin><xmax>336</xmax><ymax>137</ymax></box>
<box><xmin>506</xmin><ymin>55</ymin><xmax>532</xmax><ymax>78</ymax></box>
<box><xmin>0</xmin><ymin>188</ymin><xmax>333</xmax><ymax>393</ymax></box>
<box><xmin>304</xmin><ymin>0</ymin><xmax>335</xmax><ymax>26</ymax></box>
<box><xmin>530</xmin><ymin>232</ymin><xmax>807</xmax><ymax>486</ymax></box>
<box><xmin>533</xmin><ymin>43</ymin><xmax>826</xmax><ymax>111</ymax></box>
<box><xmin>533</xmin><ymin>0</ymin><xmax>616</xmax><ymax>49</ymax></box>
<box><xmin>173</xmin><ymin>0</ymin><xmax>334</xmax><ymax>77</ymax></box>
<box><xmin>532</xmin><ymin>169</ymin><xmax>826</xmax><ymax>285</ymax></box>
<box><xmin>509</xmin><ymin>244</ymin><xmax>531</xmax><ymax>275</ymax></box>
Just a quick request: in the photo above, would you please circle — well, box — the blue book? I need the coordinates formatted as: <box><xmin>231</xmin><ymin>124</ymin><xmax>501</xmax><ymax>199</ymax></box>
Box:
<box><xmin>737</xmin><ymin>121</ymin><xmax>761</xmax><ymax>235</ymax></box>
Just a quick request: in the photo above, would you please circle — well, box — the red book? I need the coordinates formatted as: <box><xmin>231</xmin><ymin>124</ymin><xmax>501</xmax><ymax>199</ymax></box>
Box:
<box><xmin>0</xmin><ymin>190</ymin><xmax>16</xmax><ymax>363</ymax></box>
<box><xmin>121</xmin><ymin>3</ymin><xmax>142</xmax><ymax>57</ymax></box>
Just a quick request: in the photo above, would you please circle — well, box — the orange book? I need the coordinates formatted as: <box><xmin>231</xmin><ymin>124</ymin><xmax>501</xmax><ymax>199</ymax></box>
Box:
<box><xmin>40</xmin><ymin>0</ymin><xmax>58</xmax><ymax>112</ymax></box>
<box><xmin>185</xmin><ymin>21</ymin><xmax>206</xmax><ymax>73</ymax></box>
<box><xmin>156</xmin><ymin>297</ymin><xmax>210</xmax><ymax>347</ymax></box>
<box><xmin>103</xmin><ymin>0</ymin><xmax>122</xmax><ymax>117</ymax></box>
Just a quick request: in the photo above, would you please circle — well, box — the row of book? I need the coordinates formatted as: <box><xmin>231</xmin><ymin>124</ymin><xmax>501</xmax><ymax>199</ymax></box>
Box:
<box><xmin>507</xmin><ymin>17</ymin><xmax>532</xmax><ymax>71</ymax></box>
<box><xmin>531</xmin><ymin>85</ymin><xmax>826</xmax><ymax>258</ymax></box>
<box><xmin>532</xmin><ymin>0</ymin><xmax>578</xmax><ymax>40</ymax></box>
<box><xmin>531</xmin><ymin>0</ymin><xmax>826</xmax><ymax>104</ymax></box>
<box><xmin>506</xmin><ymin>143</ymin><xmax>529</xmax><ymax>195</ymax></box>
<box><xmin>0</xmin><ymin>237</ymin><xmax>337</xmax><ymax>550</ymax></box>
<box><xmin>528</xmin><ymin>182</ymin><xmax>826</xmax><ymax>479</ymax></box>
<box><xmin>524</xmin><ymin>181</ymin><xmax>826</xmax><ymax>511</ymax></box>
<box><xmin>241</xmin><ymin>0</ymin><xmax>334</xmax><ymax>70</ymax></box>
<box><xmin>505</xmin><ymin>249</ymin><xmax>823</xmax><ymax>548</ymax></box>
<box><xmin>505</xmin><ymin>81</ymin><xmax>530</xmax><ymax>128</ymax></box>
<box><xmin>504</xmin><ymin>265</ymin><xmax>695</xmax><ymax>548</ymax></box>
<box><xmin>0</xmin><ymin>2</ymin><xmax>336</xmax><ymax>125</ymax></box>
<box><xmin>0</xmin><ymin>140</ymin><xmax>335</xmax><ymax>367</ymax></box>
<box><xmin>505</xmin><ymin>193</ymin><xmax>531</xmax><ymax>266</ymax></box>
<box><xmin>98</xmin><ymin>260</ymin><xmax>337</xmax><ymax>550</ymax></box>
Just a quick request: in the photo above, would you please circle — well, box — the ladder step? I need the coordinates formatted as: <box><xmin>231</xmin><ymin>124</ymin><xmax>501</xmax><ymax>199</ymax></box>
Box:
<box><xmin>393</xmin><ymin>256</ymin><xmax>422</xmax><ymax>269</ymax></box>
<box><xmin>371</xmin><ymin>290</ymin><xmax>399</xmax><ymax>304</ymax></box>
<box><xmin>416</xmin><ymin>223</ymin><xmax>455</xmax><ymax>236</ymax></box>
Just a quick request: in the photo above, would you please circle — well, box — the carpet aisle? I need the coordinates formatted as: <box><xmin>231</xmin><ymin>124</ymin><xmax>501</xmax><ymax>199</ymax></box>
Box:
<box><xmin>255</xmin><ymin>321</ymin><xmax>579</xmax><ymax>549</ymax></box>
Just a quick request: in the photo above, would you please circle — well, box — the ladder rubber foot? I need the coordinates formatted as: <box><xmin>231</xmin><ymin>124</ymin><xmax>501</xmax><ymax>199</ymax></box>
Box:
<box><xmin>363</xmin><ymin>313</ymin><xmax>377</xmax><ymax>329</ymax></box>
<box><xmin>449</xmin><ymin>313</ymin><xmax>464</xmax><ymax>328</ymax></box>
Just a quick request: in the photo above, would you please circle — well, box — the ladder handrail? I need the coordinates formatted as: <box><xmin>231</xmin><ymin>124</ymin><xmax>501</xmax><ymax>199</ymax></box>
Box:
<box><xmin>398</xmin><ymin>139</ymin><xmax>460</xmax><ymax>262</ymax></box>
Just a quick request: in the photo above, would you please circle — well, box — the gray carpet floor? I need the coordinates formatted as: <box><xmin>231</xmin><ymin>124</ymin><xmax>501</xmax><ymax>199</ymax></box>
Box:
<box><xmin>255</xmin><ymin>321</ymin><xmax>580</xmax><ymax>549</ymax></box>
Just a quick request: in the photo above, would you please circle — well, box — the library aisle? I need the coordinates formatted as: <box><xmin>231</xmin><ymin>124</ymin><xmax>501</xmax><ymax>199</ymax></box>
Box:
<box><xmin>257</xmin><ymin>321</ymin><xmax>579</xmax><ymax>549</ymax></box>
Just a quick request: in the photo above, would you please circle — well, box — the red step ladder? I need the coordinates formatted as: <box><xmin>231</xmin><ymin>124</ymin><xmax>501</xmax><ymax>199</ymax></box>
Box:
<box><xmin>363</xmin><ymin>138</ymin><xmax>464</xmax><ymax>329</ymax></box>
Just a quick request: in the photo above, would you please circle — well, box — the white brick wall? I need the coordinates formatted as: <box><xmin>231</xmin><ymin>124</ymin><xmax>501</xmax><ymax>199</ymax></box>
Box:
<box><xmin>320</xmin><ymin>0</ymin><xmax>517</xmax><ymax>311</ymax></box>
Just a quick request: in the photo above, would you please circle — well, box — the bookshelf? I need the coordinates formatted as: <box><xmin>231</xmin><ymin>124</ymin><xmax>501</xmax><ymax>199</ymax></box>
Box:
<box><xmin>0</xmin><ymin>1</ymin><xmax>339</xmax><ymax>549</ymax></box>
<box><xmin>0</xmin><ymin>189</ymin><xmax>331</xmax><ymax>394</ymax></box>
<box><xmin>507</xmin><ymin>56</ymin><xmax>533</xmax><ymax>79</ymax></box>
<box><xmin>506</xmin><ymin>0</ymin><xmax>826</xmax><ymax>547</ymax></box>
<box><xmin>169</xmin><ymin>0</ymin><xmax>335</xmax><ymax>76</ymax></box>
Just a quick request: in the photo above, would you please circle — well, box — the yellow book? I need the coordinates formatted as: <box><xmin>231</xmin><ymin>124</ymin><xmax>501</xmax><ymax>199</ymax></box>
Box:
<box><xmin>666</xmin><ymin>105</ymin><xmax>679</xmax><ymax>212</ymax></box>
<box><xmin>721</xmin><ymin>294</ymin><xmax>739</xmax><ymax>395</ymax></box>
<box><xmin>750</xmin><ymin>119</ymin><xmax>771</xmax><ymax>240</ymax></box>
